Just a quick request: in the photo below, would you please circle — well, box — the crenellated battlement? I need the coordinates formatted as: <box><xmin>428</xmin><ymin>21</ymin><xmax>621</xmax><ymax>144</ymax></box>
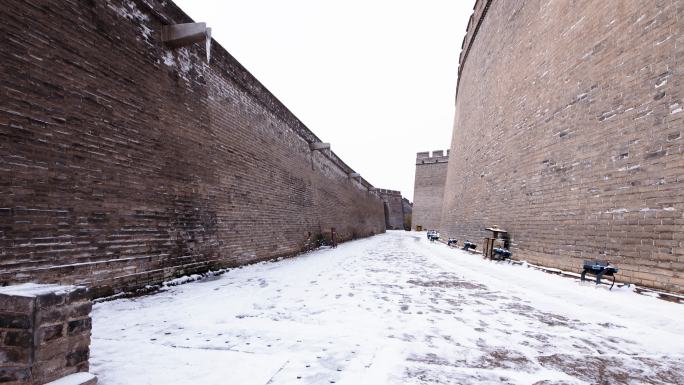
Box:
<box><xmin>376</xmin><ymin>188</ymin><xmax>402</xmax><ymax>196</ymax></box>
<box><xmin>416</xmin><ymin>150</ymin><xmax>450</xmax><ymax>165</ymax></box>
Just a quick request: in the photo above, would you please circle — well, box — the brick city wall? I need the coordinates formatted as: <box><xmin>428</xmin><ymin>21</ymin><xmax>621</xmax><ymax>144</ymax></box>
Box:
<box><xmin>377</xmin><ymin>189</ymin><xmax>405</xmax><ymax>230</ymax></box>
<box><xmin>402</xmin><ymin>198</ymin><xmax>412</xmax><ymax>231</ymax></box>
<box><xmin>412</xmin><ymin>151</ymin><xmax>449</xmax><ymax>231</ymax></box>
<box><xmin>0</xmin><ymin>0</ymin><xmax>385</xmax><ymax>297</ymax></box>
<box><xmin>443</xmin><ymin>0</ymin><xmax>684</xmax><ymax>292</ymax></box>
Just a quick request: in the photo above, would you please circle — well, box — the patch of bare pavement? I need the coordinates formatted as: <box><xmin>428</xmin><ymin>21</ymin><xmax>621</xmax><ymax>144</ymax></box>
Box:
<box><xmin>91</xmin><ymin>231</ymin><xmax>684</xmax><ymax>385</ymax></box>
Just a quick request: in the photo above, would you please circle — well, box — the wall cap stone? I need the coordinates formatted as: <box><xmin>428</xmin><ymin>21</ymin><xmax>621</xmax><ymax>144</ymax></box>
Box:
<box><xmin>455</xmin><ymin>0</ymin><xmax>494</xmax><ymax>105</ymax></box>
<box><xmin>134</xmin><ymin>0</ymin><xmax>377</xmax><ymax>191</ymax></box>
<box><xmin>0</xmin><ymin>283</ymin><xmax>79</xmax><ymax>298</ymax></box>
<box><xmin>376</xmin><ymin>189</ymin><xmax>402</xmax><ymax>196</ymax></box>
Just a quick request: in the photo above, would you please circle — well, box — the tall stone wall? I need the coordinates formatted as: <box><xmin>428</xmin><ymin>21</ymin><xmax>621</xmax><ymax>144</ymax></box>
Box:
<box><xmin>402</xmin><ymin>198</ymin><xmax>413</xmax><ymax>231</ymax></box>
<box><xmin>377</xmin><ymin>189</ymin><xmax>405</xmax><ymax>230</ymax></box>
<box><xmin>0</xmin><ymin>0</ymin><xmax>385</xmax><ymax>297</ymax></box>
<box><xmin>443</xmin><ymin>0</ymin><xmax>684</xmax><ymax>293</ymax></box>
<box><xmin>412</xmin><ymin>151</ymin><xmax>449</xmax><ymax>231</ymax></box>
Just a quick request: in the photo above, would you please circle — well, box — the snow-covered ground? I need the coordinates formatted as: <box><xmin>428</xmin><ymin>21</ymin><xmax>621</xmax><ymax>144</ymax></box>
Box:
<box><xmin>90</xmin><ymin>231</ymin><xmax>684</xmax><ymax>385</ymax></box>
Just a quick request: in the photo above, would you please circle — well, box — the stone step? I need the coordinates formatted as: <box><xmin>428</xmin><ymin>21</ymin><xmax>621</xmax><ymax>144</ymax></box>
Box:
<box><xmin>43</xmin><ymin>372</ymin><xmax>97</xmax><ymax>385</ymax></box>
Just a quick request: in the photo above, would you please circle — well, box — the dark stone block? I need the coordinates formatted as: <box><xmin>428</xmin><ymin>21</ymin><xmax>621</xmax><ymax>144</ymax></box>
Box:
<box><xmin>0</xmin><ymin>347</ymin><xmax>29</xmax><ymax>364</ymax></box>
<box><xmin>67</xmin><ymin>318</ymin><xmax>92</xmax><ymax>336</ymax></box>
<box><xmin>3</xmin><ymin>330</ymin><xmax>31</xmax><ymax>348</ymax></box>
<box><xmin>67</xmin><ymin>287</ymin><xmax>90</xmax><ymax>304</ymax></box>
<box><xmin>69</xmin><ymin>302</ymin><xmax>93</xmax><ymax>318</ymax></box>
<box><xmin>36</xmin><ymin>307</ymin><xmax>66</xmax><ymax>325</ymax></box>
<box><xmin>0</xmin><ymin>314</ymin><xmax>30</xmax><ymax>329</ymax></box>
<box><xmin>31</xmin><ymin>356</ymin><xmax>68</xmax><ymax>384</ymax></box>
<box><xmin>67</xmin><ymin>334</ymin><xmax>91</xmax><ymax>351</ymax></box>
<box><xmin>36</xmin><ymin>292</ymin><xmax>66</xmax><ymax>309</ymax></box>
<box><xmin>37</xmin><ymin>324</ymin><xmax>64</xmax><ymax>344</ymax></box>
<box><xmin>34</xmin><ymin>341</ymin><xmax>68</xmax><ymax>362</ymax></box>
<box><xmin>76</xmin><ymin>361</ymin><xmax>90</xmax><ymax>372</ymax></box>
<box><xmin>0</xmin><ymin>294</ymin><xmax>34</xmax><ymax>313</ymax></box>
<box><xmin>66</xmin><ymin>349</ymin><xmax>89</xmax><ymax>366</ymax></box>
<box><xmin>0</xmin><ymin>367</ymin><xmax>31</xmax><ymax>382</ymax></box>
<box><xmin>89</xmin><ymin>285</ymin><xmax>114</xmax><ymax>299</ymax></box>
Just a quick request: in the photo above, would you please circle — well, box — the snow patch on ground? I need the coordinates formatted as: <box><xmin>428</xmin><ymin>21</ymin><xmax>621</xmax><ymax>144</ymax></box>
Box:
<box><xmin>90</xmin><ymin>231</ymin><xmax>684</xmax><ymax>385</ymax></box>
<box><xmin>44</xmin><ymin>373</ymin><xmax>96</xmax><ymax>385</ymax></box>
<box><xmin>93</xmin><ymin>341</ymin><xmax>284</xmax><ymax>385</ymax></box>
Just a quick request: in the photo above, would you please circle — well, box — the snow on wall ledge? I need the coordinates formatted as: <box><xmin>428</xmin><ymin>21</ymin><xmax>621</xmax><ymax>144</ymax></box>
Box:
<box><xmin>0</xmin><ymin>0</ymin><xmax>385</xmax><ymax>297</ymax></box>
<box><xmin>442</xmin><ymin>0</ymin><xmax>684</xmax><ymax>293</ymax></box>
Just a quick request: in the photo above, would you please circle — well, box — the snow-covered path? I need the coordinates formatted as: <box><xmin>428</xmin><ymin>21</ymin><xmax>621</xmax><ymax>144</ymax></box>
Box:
<box><xmin>90</xmin><ymin>231</ymin><xmax>684</xmax><ymax>385</ymax></box>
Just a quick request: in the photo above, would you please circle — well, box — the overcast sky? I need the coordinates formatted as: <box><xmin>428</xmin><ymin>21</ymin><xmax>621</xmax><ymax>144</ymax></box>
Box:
<box><xmin>175</xmin><ymin>0</ymin><xmax>474</xmax><ymax>201</ymax></box>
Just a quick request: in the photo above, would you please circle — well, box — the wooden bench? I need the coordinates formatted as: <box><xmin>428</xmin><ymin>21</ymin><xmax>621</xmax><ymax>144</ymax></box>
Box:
<box><xmin>492</xmin><ymin>247</ymin><xmax>512</xmax><ymax>260</ymax></box>
<box><xmin>581</xmin><ymin>260</ymin><xmax>619</xmax><ymax>290</ymax></box>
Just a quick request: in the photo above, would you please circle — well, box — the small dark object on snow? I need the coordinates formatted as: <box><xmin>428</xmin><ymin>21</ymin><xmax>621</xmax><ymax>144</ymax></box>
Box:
<box><xmin>462</xmin><ymin>241</ymin><xmax>477</xmax><ymax>251</ymax></box>
<box><xmin>447</xmin><ymin>238</ymin><xmax>458</xmax><ymax>247</ymax></box>
<box><xmin>427</xmin><ymin>230</ymin><xmax>440</xmax><ymax>242</ymax></box>
<box><xmin>581</xmin><ymin>260</ymin><xmax>619</xmax><ymax>290</ymax></box>
<box><xmin>492</xmin><ymin>247</ymin><xmax>512</xmax><ymax>260</ymax></box>
<box><xmin>330</xmin><ymin>227</ymin><xmax>337</xmax><ymax>248</ymax></box>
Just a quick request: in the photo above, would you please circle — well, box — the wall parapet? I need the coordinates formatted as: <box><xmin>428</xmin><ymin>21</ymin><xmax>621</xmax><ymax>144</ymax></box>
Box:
<box><xmin>416</xmin><ymin>150</ymin><xmax>450</xmax><ymax>165</ymax></box>
<box><xmin>455</xmin><ymin>0</ymin><xmax>493</xmax><ymax>104</ymax></box>
<box><xmin>376</xmin><ymin>189</ymin><xmax>401</xmax><ymax>196</ymax></box>
<box><xmin>133</xmin><ymin>0</ymin><xmax>373</xmax><ymax>192</ymax></box>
